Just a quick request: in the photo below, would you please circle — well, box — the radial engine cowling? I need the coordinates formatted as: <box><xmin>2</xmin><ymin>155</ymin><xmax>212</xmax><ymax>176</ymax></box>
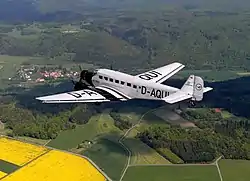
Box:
<box><xmin>73</xmin><ymin>70</ymin><xmax>96</xmax><ymax>91</ymax></box>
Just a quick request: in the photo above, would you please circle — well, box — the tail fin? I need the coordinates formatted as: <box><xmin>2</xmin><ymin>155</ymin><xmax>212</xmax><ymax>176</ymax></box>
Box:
<box><xmin>181</xmin><ymin>75</ymin><xmax>204</xmax><ymax>101</ymax></box>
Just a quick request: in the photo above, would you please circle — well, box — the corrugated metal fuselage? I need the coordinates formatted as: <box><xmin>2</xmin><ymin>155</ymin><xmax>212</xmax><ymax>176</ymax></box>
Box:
<box><xmin>91</xmin><ymin>69</ymin><xmax>180</xmax><ymax>101</ymax></box>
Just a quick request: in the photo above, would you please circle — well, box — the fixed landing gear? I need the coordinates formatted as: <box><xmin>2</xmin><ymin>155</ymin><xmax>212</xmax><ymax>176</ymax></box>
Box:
<box><xmin>95</xmin><ymin>102</ymin><xmax>102</xmax><ymax>106</ymax></box>
<box><xmin>188</xmin><ymin>100</ymin><xmax>196</xmax><ymax>107</ymax></box>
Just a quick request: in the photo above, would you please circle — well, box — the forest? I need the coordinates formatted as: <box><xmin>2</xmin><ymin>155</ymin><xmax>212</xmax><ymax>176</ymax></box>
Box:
<box><xmin>138</xmin><ymin>108</ymin><xmax>250</xmax><ymax>163</ymax></box>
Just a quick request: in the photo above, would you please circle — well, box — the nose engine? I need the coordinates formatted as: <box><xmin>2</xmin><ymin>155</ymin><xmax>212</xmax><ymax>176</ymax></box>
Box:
<box><xmin>73</xmin><ymin>70</ymin><xmax>96</xmax><ymax>91</ymax></box>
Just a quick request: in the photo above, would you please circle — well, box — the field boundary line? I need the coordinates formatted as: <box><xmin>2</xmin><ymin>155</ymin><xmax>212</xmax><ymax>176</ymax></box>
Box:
<box><xmin>215</xmin><ymin>156</ymin><xmax>223</xmax><ymax>181</ymax></box>
<box><xmin>129</xmin><ymin>163</ymin><xmax>214</xmax><ymax>167</ymax></box>
<box><xmin>118</xmin><ymin>106</ymin><xmax>166</xmax><ymax>181</ymax></box>
<box><xmin>43</xmin><ymin>139</ymin><xmax>51</xmax><ymax>146</ymax></box>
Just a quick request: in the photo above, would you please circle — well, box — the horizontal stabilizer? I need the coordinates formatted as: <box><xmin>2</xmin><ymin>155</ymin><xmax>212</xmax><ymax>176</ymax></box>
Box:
<box><xmin>163</xmin><ymin>75</ymin><xmax>213</xmax><ymax>104</ymax></box>
<box><xmin>203</xmin><ymin>87</ymin><xmax>213</xmax><ymax>93</ymax></box>
<box><xmin>163</xmin><ymin>91</ymin><xmax>192</xmax><ymax>104</ymax></box>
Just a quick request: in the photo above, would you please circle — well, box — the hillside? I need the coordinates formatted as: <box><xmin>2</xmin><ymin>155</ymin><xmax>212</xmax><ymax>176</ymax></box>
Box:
<box><xmin>1</xmin><ymin>9</ymin><xmax>250</xmax><ymax>71</ymax></box>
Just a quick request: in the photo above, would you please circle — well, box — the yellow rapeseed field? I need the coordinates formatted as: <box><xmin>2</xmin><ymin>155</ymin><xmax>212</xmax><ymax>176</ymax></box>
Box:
<box><xmin>0</xmin><ymin>171</ymin><xmax>7</xmax><ymax>179</ymax></box>
<box><xmin>0</xmin><ymin>138</ymin><xmax>48</xmax><ymax>166</ymax></box>
<box><xmin>2</xmin><ymin>150</ymin><xmax>106</xmax><ymax>181</ymax></box>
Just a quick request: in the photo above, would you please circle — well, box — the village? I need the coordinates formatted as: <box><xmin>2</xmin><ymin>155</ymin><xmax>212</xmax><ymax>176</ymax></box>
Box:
<box><xmin>10</xmin><ymin>65</ymin><xmax>79</xmax><ymax>84</ymax></box>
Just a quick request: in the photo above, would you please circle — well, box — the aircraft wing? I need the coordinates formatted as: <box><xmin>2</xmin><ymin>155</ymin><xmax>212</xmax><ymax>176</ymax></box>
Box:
<box><xmin>135</xmin><ymin>62</ymin><xmax>185</xmax><ymax>84</ymax></box>
<box><xmin>36</xmin><ymin>89</ymin><xmax>111</xmax><ymax>103</ymax></box>
<box><xmin>36</xmin><ymin>86</ymin><xmax>131</xmax><ymax>104</ymax></box>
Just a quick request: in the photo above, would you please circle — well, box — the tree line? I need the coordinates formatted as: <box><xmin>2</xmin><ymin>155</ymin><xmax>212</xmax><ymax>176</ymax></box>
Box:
<box><xmin>138</xmin><ymin>125</ymin><xmax>249</xmax><ymax>163</ymax></box>
<box><xmin>0</xmin><ymin>104</ymin><xmax>97</xmax><ymax>139</ymax></box>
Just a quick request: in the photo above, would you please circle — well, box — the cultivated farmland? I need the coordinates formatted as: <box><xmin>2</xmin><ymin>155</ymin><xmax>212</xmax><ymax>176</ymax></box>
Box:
<box><xmin>219</xmin><ymin>159</ymin><xmax>250</xmax><ymax>181</ymax></box>
<box><xmin>0</xmin><ymin>171</ymin><xmax>7</xmax><ymax>179</ymax></box>
<box><xmin>0</xmin><ymin>137</ymin><xmax>107</xmax><ymax>181</ymax></box>
<box><xmin>122</xmin><ymin>165</ymin><xmax>220</xmax><ymax>181</ymax></box>
<box><xmin>2</xmin><ymin>150</ymin><xmax>106</xmax><ymax>181</ymax></box>
<box><xmin>0</xmin><ymin>137</ymin><xmax>48</xmax><ymax>166</ymax></box>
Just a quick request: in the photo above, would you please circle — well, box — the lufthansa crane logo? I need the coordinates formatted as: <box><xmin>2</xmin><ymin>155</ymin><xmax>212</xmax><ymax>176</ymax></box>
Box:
<box><xmin>196</xmin><ymin>83</ymin><xmax>202</xmax><ymax>91</ymax></box>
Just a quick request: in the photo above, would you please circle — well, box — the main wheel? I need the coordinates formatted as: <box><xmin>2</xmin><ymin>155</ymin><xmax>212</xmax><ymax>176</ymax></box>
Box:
<box><xmin>188</xmin><ymin>100</ymin><xmax>195</xmax><ymax>107</ymax></box>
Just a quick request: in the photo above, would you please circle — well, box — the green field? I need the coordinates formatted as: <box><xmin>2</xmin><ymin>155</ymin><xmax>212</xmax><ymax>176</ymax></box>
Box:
<box><xmin>123</xmin><ymin>128</ymin><xmax>170</xmax><ymax>165</ymax></box>
<box><xmin>221</xmin><ymin>110</ymin><xmax>234</xmax><ymax>119</ymax></box>
<box><xmin>0</xmin><ymin>160</ymin><xmax>19</xmax><ymax>174</ymax></box>
<box><xmin>83</xmin><ymin>138</ymin><xmax>127</xmax><ymax>181</ymax></box>
<box><xmin>122</xmin><ymin>165</ymin><xmax>220</xmax><ymax>181</ymax></box>
<box><xmin>0</xmin><ymin>55</ymin><xmax>34</xmax><ymax>79</ymax></box>
<box><xmin>47</xmin><ymin>109</ymin><xmax>125</xmax><ymax>150</ymax></box>
<box><xmin>47</xmin><ymin>114</ymin><xmax>101</xmax><ymax>150</ymax></box>
<box><xmin>219</xmin><ymin>159</ymin><xmax>250</xmax><ymax>181</ymax></box>
<box><xmin>114</xmin><ymin>106</ymin><xmax>150</xmax><ymax>125</ymax></box>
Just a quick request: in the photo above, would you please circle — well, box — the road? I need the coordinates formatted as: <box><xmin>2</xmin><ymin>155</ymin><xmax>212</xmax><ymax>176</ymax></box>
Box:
<box><xmin>118</xmin><ymin>107</ymin><xmax>165</xmax><ymax>181</ymax></box>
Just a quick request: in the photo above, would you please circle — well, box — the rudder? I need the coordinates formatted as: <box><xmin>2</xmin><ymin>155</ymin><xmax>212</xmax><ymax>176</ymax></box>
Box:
<box><xmin>193</xmin><ymin>75</ymin><xmax>204</xmax><ymax>101</ymax></box>
<box><xmin>181</xmin><ymin>75</ymin><xmax>204</xmax><ymax>101</ymax></box>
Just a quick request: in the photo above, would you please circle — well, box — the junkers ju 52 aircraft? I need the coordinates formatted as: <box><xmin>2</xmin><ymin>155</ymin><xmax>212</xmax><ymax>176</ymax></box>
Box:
<box><xmin>36</xmin><ymin>62</ymin><xmax>213</xmax><ymax>105</ymax></box>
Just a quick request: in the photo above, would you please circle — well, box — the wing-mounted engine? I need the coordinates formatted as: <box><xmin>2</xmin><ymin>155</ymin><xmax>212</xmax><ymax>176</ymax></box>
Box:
<box><xmin>72</xmin><ymin>68</ymin><xmax>97</xmax><ymax>91</ymax></box>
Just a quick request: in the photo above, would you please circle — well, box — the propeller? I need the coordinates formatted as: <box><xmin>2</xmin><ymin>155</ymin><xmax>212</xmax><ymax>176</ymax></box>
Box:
<box><xmin>79</xmin><ymin>65</ymin><xmax>82</xmax><ymax>72</ymax></box>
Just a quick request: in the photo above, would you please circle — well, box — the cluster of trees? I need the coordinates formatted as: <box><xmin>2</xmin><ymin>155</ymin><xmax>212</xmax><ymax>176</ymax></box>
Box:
<box><xmin>182</xmin><ymin>108</ymin><xmax>250</xmax><ymax>140</ymax></box>
<box><xmin>137</xmin><ymin>107</ymin><xmax>250</xmax><ymax>163</ymax></box>
<box><xmin>0</xmin><ymin>104</ymin><xmax>96</xmax><ymax>139</ymax></box>
<box><xmin>181</xmin><ymin>108</ymin><xmax>222</xmax><ymax>129</ymax></box>
<box><xmin>138</xmin><ymin>125</ymin><xmax>250</xmax><ymax>163</ymax></box>
<box><xmin>215</xmin><ymin>118</ymin><xmax>250</xmax><ymax>139</ymax></box>
<box><xmin>69</xmin><ymin>105</ymin><xmax>97</xmax><ymax>125</ymax></box>
<box><xmin>110</xmin><ymin>110</ymin><xmax>132</xmax><ymax>130</ymax></box>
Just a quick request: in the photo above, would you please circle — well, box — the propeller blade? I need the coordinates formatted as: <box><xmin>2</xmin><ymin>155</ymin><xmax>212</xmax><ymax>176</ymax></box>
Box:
<box><xmin>79</xmin><ymin>65</ymin><xmax>82</xmax><ymax>71</ymax></box>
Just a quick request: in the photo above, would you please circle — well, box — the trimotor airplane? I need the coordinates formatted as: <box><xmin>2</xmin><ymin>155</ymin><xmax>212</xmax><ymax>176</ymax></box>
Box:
<box><xmin>35</xmin><ymin>62</ymin><xmax>213</xmax><ymax>105</ymax></box>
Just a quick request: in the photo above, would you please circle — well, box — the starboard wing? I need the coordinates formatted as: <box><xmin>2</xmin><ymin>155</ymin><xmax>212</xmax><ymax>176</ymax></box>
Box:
<box><xmin>135</xmin><ymin>62</ymin><xmax>185</xmax><ymax>84</ymax></box>
<box><xmin>36</xmin><ymin>89</ymin><xmax>111</xmax><ymax>103</ymax></box>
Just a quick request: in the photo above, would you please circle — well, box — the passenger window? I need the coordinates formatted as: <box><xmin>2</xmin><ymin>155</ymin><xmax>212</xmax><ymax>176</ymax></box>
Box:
<box><xmin>109</xmin><ymin>78</ymin><xmax>113</xmax><ymax>82</ymax></box>
<box><xmin>121</xmin><ymin>81</ymin><xmax>125</xmax><ymax>85</ymax></box>
<box><xmin>133</xmin><ymin>85</ymin><xmax>137</xmax><ymax>89</ymax></box>
<box><xmin>127</xmin><ymin>83</ymin><xmax>131</xmax><ymax>87</ymax></box>
<box><xmin>99</xmin><ymin>76</ymin><xmax>103</xmax><ymax>79</ymax></box>
<box><xmin>104</xmin><ymin>77</ymin><xmax>108</xmax><ymax>81</ymax></box>
<box><xmin>115</xmin><ymin>80</ymin><xmax>119</xmax><ymax>83</ymax></box>
<box><xmin>168</xmin><ymin>92</ymin><xmax>170</xmax><ymax>96</ymax></box>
